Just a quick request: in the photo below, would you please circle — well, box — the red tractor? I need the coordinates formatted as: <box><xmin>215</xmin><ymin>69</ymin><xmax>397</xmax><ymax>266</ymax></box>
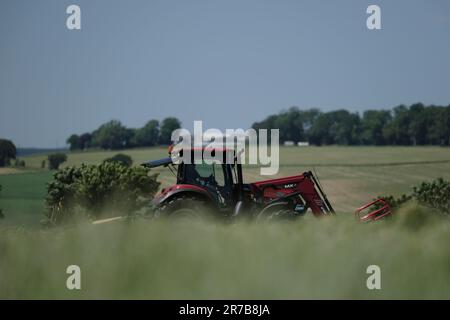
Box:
<box><xmin>142</xmin><ymin>147</ymin><xmax>389</xmax><ymax>220</ymax></box>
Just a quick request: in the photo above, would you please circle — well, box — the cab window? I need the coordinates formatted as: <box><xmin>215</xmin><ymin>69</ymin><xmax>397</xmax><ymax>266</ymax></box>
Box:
<box><xmin>187</xmin><ymin>163</ymin><xmax>226</xmax><ymax>187</ymax></box>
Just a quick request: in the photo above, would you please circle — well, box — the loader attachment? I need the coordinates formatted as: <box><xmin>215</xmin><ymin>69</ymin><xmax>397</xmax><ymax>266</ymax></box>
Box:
<box><xmin>250</xmin><ymin>171</ymin><xmax>335</xmax><ymax>216</ymax></box>
<box><xmin>355</xmin><ymin>198</ymin><xmax>392</xmax><ymax>222</ymax></box>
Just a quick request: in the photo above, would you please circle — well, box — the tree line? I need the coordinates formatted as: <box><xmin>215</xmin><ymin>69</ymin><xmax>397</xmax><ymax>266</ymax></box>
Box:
<box><xmin>252</xmin><ymin>103</ymin><xmax>450</xmax><ymax>146</ymax></box>
<box><xmin>1</xmin><ymin>103</ymin><xmax>450</xmax><ymax>169</ymax></box>
<box><xmin>66</xmin><ymin>117</ymin><xmax>181</xmax><ymax>151</ymax></box>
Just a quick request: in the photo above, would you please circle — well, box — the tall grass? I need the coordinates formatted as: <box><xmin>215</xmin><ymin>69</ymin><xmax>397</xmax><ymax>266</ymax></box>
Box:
<box><xmin>1</xmin><ymin>205</ymin><xmax>450</xmax><ymax>299</ymax></box>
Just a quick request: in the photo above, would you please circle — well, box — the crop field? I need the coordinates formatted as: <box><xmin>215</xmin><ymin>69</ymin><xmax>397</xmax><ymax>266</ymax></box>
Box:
<box><xmin>1</xmin><ymin>146</ymin><xmax>450</xmax><ymax>299</ymax></box>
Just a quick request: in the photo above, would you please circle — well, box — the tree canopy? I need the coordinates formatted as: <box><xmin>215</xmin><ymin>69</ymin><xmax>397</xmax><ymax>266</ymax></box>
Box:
<box><xmin>67</xmin><ymin>117</ymin><xmax>181</xmax><ymax>151</ymax></box>
<box><xmin>132</xmin><ymin>120</ymin><xmax>159</xmax><ymax>147</ymax></box>
<box><xmin>64</xmin><ymin>103</ymin><xmax>450</xmax><ymax>150</ymax></box>
<box><xmin>91</xmin><ymin>120</ymin><xmax>132</xmax><ymax>150</ymax></box>
<box><xmin>159</xmin><ymin>117</ymin><xmax>182</xmax><ymax>145</ymax></box>
<box><xmin>252</xmin><ymin>104</ymin><xmax>450</xmax><ymax>146</ymax></box>
<box><xmin>0</xmin><ymin>139</ymin><xmax>17</xmax><ymax>167</ymax></box>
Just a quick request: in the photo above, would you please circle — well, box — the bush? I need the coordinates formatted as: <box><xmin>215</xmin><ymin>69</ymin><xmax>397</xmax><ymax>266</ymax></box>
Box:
<box><xmin>378</xmin><ymin>178</ymin><xmax>450</xmax><ymax>215</ymax></box>
<box><xmin>47</xmin><ymin>153</ymin><xmax>67</xmax><ymax>170</ymax></box>
<box><xmin>376</xmin><ymin>194</ymin><xmax>412</xmax><ymax>210</ymax></box>
<box><xmin>45</xmin><ymin>162</ymin><xmax>160</xmax><ymax>225</ymax></box>
<box><xmin>413</xmin><ymin>178</ymin><xmax>450</xmax><ymax>214</ymax></box>
<box><xmin>103</xmin><ymin>153</ymin><xmax>133</xmax><ymax>167</ymax></box>
<box><xmin>14</xmin><ymin>159</ymin><xmax>26</xmax><ymax>167</ymax></box>
<box><xmin>41</xmin><ymin>160</ymin><xmax>46</xmax><ymax>169</ymax></box>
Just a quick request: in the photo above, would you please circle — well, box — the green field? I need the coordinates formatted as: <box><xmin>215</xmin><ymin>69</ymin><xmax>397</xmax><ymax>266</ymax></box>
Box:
<box><xmin>0</xmin><ymin>172</ymin><xmax>52</xmax><ymax>227</ymax></box>
<box><xmin>2</xmin><ymin>146</ymin><xmax>450</xmax><ymax>224</ymax></box>
<box><xmin>1</xmin><ymin>208</ymin><xmax>450</xmax><ymax>299</ymax></box>
<box><xmin>1</xmin><ymin>146</ymin><xmax>450</xmax><ymax>299</ymax></box>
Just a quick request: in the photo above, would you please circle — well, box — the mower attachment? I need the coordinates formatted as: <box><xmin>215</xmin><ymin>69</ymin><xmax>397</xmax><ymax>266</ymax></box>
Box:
<box><xmin>355</xmin><ymin>198</ymin><xmax>392</xmax><ymax>222</ymax></box>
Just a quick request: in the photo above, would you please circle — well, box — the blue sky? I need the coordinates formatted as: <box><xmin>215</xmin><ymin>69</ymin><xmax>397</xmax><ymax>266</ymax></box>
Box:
<box><xmin>1</xmin><ymin>0</ymin><xmax>450</xmax><ymax>147</ymax></box>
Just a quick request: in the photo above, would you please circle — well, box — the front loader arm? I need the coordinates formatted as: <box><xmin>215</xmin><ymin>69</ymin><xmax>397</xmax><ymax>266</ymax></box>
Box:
<box><xmin>250</xmin><ymin>171</ymin><xmax>334</xmax><ymax>216</ymax></box>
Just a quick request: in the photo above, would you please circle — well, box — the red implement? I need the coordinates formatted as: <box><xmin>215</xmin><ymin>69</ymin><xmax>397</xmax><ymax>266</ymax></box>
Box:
<box><xmin>355</xmin><ymin>198</ymin><xmax>392</xmax><ymax>222</ymax></box>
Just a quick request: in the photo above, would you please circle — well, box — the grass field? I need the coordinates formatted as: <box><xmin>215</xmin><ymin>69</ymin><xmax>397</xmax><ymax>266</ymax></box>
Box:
<box><xmin>2</xmin><ymin>146</ymin><xmax>450</xmax><ymax>224</ymax></box>
<box><xmin>1</xmin><ymin>146</ymin><xmax>450</xmax><ymax>299</ymax></box>
<box><xmin>0</xmin><ymin>172</ymin><xmax>52</xmax><ymax>227</ymax></box>
<box><xmin>1</xmin><ymin>208</ymin><xmax>450</xmax><ymax>299</ymax></box>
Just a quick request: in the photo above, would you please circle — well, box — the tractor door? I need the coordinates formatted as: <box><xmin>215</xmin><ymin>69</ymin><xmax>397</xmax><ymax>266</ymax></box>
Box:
<box><xmin>181</xmin><ymin>163</ymin><xmax>234</xmax><ymax>209</ymax></box>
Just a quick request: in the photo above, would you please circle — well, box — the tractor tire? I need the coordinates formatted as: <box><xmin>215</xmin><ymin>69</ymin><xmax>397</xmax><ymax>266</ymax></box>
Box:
<box><xmin>156</xmin><ymin>195</ymin><xmax>212</xmax><ymax>220</ymax></box>
<box><xmin>256</xmin><ymin>201</ymin><xmax>298</xmax><ymax>221</ymax></box>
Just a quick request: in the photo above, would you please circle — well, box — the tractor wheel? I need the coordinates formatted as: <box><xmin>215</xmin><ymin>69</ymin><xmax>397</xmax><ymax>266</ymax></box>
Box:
<box><xmin>256</xmin><ymin>201</ymin><xmax>297</xmax><ymax>221</ymax></box>
<box><xmin>156</xmin><ymin>195</ymin><xmax>212</xmax><ymax>219</ymax></box>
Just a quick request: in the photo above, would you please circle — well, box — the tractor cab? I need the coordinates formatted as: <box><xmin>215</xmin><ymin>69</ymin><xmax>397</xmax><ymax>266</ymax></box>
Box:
<box><xmin>179</xmin><ymin>161</ymin><xmax>236</xmax><ymax>207</ymax></box>
<box><xmin>142</xmin><ymin>147</ymin><xmax>245</xmax><ymax>214</ymax></box>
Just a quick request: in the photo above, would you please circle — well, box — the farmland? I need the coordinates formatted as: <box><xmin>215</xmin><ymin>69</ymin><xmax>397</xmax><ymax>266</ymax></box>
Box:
<box><xmin>1</xmin><ymin>146</ymin><xmax>450</xmax><ymax>299</ymax></box>
<box><xmin>2</xmin><ymin>146</ymin><xmax>450</xmax><ymax>224</ymax></box>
